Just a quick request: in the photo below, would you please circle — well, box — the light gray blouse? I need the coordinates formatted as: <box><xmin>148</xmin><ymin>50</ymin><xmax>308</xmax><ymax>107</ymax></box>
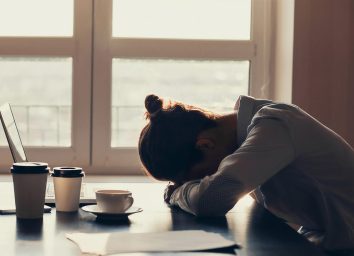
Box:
<box><xmin>169</xmin><ymin>95</ymin><xmax>354</xmax><ymax>250</ymax></box>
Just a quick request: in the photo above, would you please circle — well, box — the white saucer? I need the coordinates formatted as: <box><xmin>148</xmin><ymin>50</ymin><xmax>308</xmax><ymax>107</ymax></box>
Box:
<box><xmin>81</xmin><ymin>205</ymin><xmax>143</xmax><ymax>219</ymax></box>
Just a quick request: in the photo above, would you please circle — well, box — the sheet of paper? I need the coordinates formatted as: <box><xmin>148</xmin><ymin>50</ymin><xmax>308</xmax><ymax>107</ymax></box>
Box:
<box><xmin>66</xmin><ymin>230</ymin><xmax>236</xmax><ymax>255</ymax></box>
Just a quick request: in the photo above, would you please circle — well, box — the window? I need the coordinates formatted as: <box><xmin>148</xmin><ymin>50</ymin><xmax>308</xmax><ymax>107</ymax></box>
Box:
<box><xmin>0</xmin><ymin>0</ymin><xmax>91</xmax><ymax>169</ymax></box>
<box><xmin>0</xmin><ymin>0</ymin><xmax>73</xmax><ymax>37</ymax></box>
<box><xmin>112</xmin><ymin>0</ymin><xmax>251</xmax><ymax>40</ymax></box>
<box><xmin>0</xmin><ymin>0</ymin><xmax>270</xmax><ymax>174</ymax></box>
<box><xmin>111</xmin><ymin>59</ymin><xmax>249</xmax><ymax>147</ymax></box>
<box><xmin>0</xmin><ymin>57</ymin><xmax>72</xmax><ymax>147</ymax></box>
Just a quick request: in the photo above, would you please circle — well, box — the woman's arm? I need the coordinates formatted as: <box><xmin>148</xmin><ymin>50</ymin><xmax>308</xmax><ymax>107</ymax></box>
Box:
<box><xmin>169</xmin><ymin>118</ymin><xmax>295</xmax><ymax>216</ymax></box>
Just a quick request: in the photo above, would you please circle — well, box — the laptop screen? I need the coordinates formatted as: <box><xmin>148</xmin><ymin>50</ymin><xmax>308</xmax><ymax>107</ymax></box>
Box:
<box><xmin>0</xmin><ymin>103</ymin><xmax>27</xmax><ymax>163</ymax></box>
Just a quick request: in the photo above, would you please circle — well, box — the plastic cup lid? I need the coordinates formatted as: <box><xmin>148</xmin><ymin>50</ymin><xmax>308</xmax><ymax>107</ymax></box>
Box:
<box><xmin>11</xmin><ymin>162</ymin><xmax>49</xmax><ymax>174</ymax></box>
<box><xmin>51</xmin><ymin>167</ymin><xmax>84</xmax><ymax>177</ymax></box>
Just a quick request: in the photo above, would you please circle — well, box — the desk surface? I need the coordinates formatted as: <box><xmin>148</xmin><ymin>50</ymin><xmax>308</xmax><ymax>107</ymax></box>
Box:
<box><xmin>0</xmin><ymin>176</ymin><xmax>328</xmax><ymax>256</ymax></box>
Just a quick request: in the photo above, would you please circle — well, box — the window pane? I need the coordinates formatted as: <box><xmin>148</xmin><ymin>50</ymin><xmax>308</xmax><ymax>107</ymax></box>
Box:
<box><xmin>113</xmin><ymin>0</ymin><xmax>251</xmax><ymax>40</ymax></box>
<box><xmin>0</xmin><ymin>0</ymin><xmax>73</xmax><ymax>37</ymax></box>
<box><xmin>112</xmin><ymin>59</ymin><xmax>249</xmax><ymax>147</ymax></box>
<box><xmin>0</xmin><ymin>57</ymin><xmax>72</xmax><ymax>147</ymax></box>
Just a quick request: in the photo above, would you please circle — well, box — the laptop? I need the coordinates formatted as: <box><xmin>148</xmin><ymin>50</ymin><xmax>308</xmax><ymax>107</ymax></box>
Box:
<box><xmin>0</xmin><ymin>103</ymin><xmax>96</xmax><ymax>208</ymax></box>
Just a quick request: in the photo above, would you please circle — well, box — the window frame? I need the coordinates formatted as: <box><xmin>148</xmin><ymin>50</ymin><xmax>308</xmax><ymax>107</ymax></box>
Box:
<box><xmin>0</xmin><ymin>0</ymin><xmax>92</xmax><ymax>172</ymax></box>
<box><xmin>0</xmin><ymin>0</ymin><xmax>272</xmax><ymax>174</ymax></box>
<box><xmin>91</xmin><ymin>0</ymin><xmax>272</xmax><ymax>174</ymax></box>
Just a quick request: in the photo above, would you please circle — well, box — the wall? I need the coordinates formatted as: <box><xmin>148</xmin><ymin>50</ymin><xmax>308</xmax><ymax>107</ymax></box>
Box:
<box><xmin>269</xmin><ymin>0</ymin><xmax>294</xmax><ymax>103</ymax></box>
<box><xmin>292</xmin><ymin>0</ymin><xmax>354</xmax><ymax>147</ymax></box>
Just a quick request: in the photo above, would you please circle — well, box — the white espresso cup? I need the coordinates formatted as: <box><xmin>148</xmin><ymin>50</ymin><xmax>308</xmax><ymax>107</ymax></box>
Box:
<box><xmin>52</xmin><ymin>167</ymin><xmax>84</xmax><ymax>212</ymax></box>
<box><xmin>96</xmin><ymin>190</ymin><xmax>134</xmax><ymax>213</ymax></box>
<box><xmin>11</xmin><ymin>162</ymin><xmax>49</xmax><ymax>219</ymax></box>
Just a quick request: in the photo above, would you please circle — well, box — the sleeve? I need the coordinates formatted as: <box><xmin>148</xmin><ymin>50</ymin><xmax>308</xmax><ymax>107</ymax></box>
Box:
<box><xmin>169</xmin><ymin>118</ymin><xmax>295</xmax><ymax>216</ymax></box>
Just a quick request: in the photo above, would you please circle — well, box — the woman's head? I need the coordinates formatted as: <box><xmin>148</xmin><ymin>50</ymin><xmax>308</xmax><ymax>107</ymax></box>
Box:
<box><xmin>138</xmin><ymin>94</ymin><xmax>218</xmax><ymax>183</ymax></box>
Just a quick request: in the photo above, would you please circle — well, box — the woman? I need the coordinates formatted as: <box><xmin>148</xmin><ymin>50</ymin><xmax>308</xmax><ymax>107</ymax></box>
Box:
<box><xmin>138</xmin><ymin>94</ymin><xmax>354</xmax><ymax>250</ymax></box>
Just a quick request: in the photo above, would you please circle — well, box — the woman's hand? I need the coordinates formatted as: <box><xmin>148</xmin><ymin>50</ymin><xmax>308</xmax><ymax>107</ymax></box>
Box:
<box><xmin>164</xmin><ymin>182</ymin><xmax>180</xmax><ymax>204</ymax></box>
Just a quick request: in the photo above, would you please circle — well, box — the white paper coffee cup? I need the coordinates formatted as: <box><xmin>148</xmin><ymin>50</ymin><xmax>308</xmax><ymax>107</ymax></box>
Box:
<box><xmin>11</xmin><ymin>162</ymin><xmax>49</xmax><ymax>219</ymax></box>
<box><xmin>52</xmin><ymin>167</ymin><xmax>84</xmax><ymax>212</ymax></box>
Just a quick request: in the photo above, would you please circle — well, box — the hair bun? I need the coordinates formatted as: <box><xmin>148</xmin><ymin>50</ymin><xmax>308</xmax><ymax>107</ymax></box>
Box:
<box><xmin>145</xmin><ymin>94</ymin><xmax>163</xmax><ymax>115</ymax></box>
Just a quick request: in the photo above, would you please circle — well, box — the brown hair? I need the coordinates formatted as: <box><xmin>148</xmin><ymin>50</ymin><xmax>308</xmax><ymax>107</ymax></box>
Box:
<box><xmin>138</xmin><ymin>94</ymin><xmax>218</xmax><ymax>182</ymax></box>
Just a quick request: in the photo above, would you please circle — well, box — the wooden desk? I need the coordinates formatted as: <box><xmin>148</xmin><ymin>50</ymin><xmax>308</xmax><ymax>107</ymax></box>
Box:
<box><xmin>0</xmin><ymin>177</ymin><xmax>328</xmax><ymax>256</ymax></box>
